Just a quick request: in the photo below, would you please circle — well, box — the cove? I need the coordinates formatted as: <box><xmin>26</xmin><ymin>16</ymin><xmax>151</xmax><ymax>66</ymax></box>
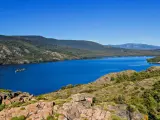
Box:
<box><xmin>0</xmin><ymin>56</ymin><xmax>159</xmax><ymax>95</ymax></box>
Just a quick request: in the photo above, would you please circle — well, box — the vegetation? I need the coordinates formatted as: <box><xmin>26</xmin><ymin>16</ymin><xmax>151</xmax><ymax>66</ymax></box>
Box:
<box><xmin>46</xmin><ymin>115</ymin><xmax>55</xmax><ymax>120</ymax></box>
<box><xmin>1</xmin><ymin>35</ymin><xmax>160</xmax><ymax>65</ymax></box>
<box><xmin>1</xmin><ymin>66</ymin><xmax>160</xmax><ymax>119</ymax></box>
<box><xmin>11</xmin><ymin>115</ymin><xmax>26</xmax><ymax>120</ymax></box>
<box><xmin>147</xmin><ymin>56</ymin><xmax>160</xmax><ymax>63</ymax></box>
<box><xmin>0</xmin><ymin>104</ymin><xmax>5</xmax><ymax>111</ymax></box>
<box><xmin>37</xmin><ymin>66</ymin><xmax>160</xmax><ymax>119</ymax></box>
<box><xmin>0</xmin><ymin>89</ymin><xmax>11</xmax><ymax>93</ymax></box>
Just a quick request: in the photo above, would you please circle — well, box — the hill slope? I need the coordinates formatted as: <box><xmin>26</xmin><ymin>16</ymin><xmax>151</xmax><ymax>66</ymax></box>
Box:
<box><xmin>1</xmin><ymin>35</ymin><xmax>160</xmax><ymax>64</ymax></box>
<box><xmin>13</xmin><ymin>35</ymin><xmax>107</xmax><ymax>51</ymax></box>
<box><xmin>0</xmin><ymin>35</ymin><xmax>80</xmax><ymax>64</ymax></box>
<box><xmin>147</xmin><ymin>56</ymin><xmax>160</xmax><ymax>63</ymax></box>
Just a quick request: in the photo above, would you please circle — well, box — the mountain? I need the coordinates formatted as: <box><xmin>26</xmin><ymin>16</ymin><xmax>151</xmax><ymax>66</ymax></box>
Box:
<box><xmin>13</xmin><ymin>35</ymin><xmax>107</xmax><ymax>51</ymax></box>
<box><xmin>1</xmin><ymin>35</ymin><xmax>160</xmax><ymax>64</ymax></box>
<box><xmin>0</xmin><ymin>35</ymin><xmax>80</xmax><ymax>64</ymax></box>
<box><xmin>1</xmin><ymin>66</ymin><xmax>160</xmax><ymax>119</ymax></box>
<box><xmin>110</xmin><ymin>43</ymin><xmax>160</xmax><ymax>50</ymax></box>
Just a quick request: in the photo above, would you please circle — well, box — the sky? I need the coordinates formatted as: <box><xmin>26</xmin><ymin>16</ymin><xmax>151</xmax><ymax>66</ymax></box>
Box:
<box><xmin>0</xmin><ymin>0</ymin><xmax>160</xmax><ymax>45</ymax></box>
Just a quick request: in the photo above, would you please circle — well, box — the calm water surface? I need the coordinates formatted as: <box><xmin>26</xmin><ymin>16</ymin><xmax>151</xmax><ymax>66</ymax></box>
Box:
<box><xmin>0</xmin><ymin>56</ymin><xmax>159</xmax><ymax>95</ymax></box>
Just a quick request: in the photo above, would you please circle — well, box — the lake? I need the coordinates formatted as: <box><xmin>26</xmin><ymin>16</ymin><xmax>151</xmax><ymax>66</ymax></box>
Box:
<box><xmin>0</xmin><ymin>56</ymin><xmax>159</xmax><ymax>95</ymax></box>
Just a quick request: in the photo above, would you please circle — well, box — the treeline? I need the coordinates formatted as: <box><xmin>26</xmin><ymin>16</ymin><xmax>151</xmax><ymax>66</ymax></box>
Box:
<box><xmin>147</xmin><ymin>56</ymin><xmax>160</xmax><ymax>63</ymax></box>
<box><xmin>111</xmin><ymin>70</ymin><xmax>160</xmax><ymax>83</ymax></box>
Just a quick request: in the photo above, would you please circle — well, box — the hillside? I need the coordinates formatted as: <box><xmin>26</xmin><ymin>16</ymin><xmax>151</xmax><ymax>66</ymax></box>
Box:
<box><xmin>1</xmin><ymin>66</ymin><xmax>160</xmax><ymax>119</ymax></box>
<box><xmin>0</xmin><ymin>35</ymin><xmax>79</xmax><ymax>65</ymax></box>
<box><xmin>13</xmin><ymin>35</ymin><xmax>107</xmax><ymax>51</ymax></box>
<box><xmin>110</xmin><ymin>43</ymin><xmax>160</xmax><ymax>50</ymax></box>
<box><xmin>147</xmin><ymin>56</ymin><xmax>160</xmax><ymax>63</ymax></box>
<box><xmin>1</xmin><ymin>35</ymin><xmax>160</xmax><ymax>64</ymax></box>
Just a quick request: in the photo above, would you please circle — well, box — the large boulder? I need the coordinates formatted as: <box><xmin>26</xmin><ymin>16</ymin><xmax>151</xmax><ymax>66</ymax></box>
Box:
<box><xmin>0</xmin><ymin>101</ymin><xmax>55</xmax><ymax>120</ymax></box>
<box><xmin>0</xmin><ymin>91</ymin><xmax>33</xmax><ymax>105</ymax></box>
<box><xmin>54</xmin><ymin>93</ymin><xmax>112</xmax><ymax>120</ymax></box>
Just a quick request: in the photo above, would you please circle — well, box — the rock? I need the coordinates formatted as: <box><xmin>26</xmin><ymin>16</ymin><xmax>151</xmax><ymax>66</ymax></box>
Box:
<box><xmin>2</xmin><ymin>99</ymin><xmax>11</xmax><ymax>105</ymax></box>
<box><xmin>54</xmin><ymin>93</ymin><xmax>112</xmax><ymax>120</ymax></box>
<box><xmin>0</xmin><ymin>93</ymin><xmax>8</xmax><ymax>99</ymax></box>
<box><xmin>0</xmin><ymin>101</ymin><xmax>55</xmax><ymax>120</ymax></box>
<box><xmin>58</xmin><ymin>115</ymin><xmax>68</xmax><ymax>120</ymax></box>
<box><xmin>71</xmin><ymin>93</ymin><xmax>93</xmax><ymax>104</ymax></box>
<box><xmin>11</xmin><ymin>92</ymin><xmax>21</xmax><ymax>98</ymax></box>
<box><xmin>146</xmin><ymin>66</ymin><xmax>160</xmax><ymax>72</ymax></box>
<box><xmin>0</xmin><ymin>91</ymin><xmax>145</xmax><ymax>120</ymax></box>
<box><xmin>71</xmin><ymin>94</ymin><xmax>85</xmax><ymax>102</ymax></box>
<box><xmin>0</xmin><ymin>91</ymin><xmax>33</xmax><ymax>106</ymax></box>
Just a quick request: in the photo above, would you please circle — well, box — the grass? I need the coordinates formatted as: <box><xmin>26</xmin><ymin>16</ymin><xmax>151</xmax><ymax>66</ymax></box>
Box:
<box><xmin>35</xmin><ymin>67</ymin><xmax>160</xmax><ymax>119</ymax></box>
<box><xmin>0</xmin><ymin>89</ymin><xmax>11</xmax><ymax>93</ymax></box>
<box><xmin>11</xmin><ymin>115</ymin><xmax>26</xmax><ymax>120</ymax></box>
<box><xmin>0</xmin><ymin>104</ymin><xmax>5</xmax><ymax>111</ymax></box>
<box><xmin>1</xmin><ymin>66</ymin><xmax>160</xmax><ymax>119</ymax></box>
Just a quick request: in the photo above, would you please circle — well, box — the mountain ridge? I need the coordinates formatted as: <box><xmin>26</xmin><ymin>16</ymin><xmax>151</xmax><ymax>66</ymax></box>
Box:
<box><xmin>1</xmin><ymin>35</ymin><xmax>160</xmax><ymax>65</ymax></box>
<box><xmin>109</xmin><ymin>43</ymin><xmax>160</xmax><ymax>50</ymax></box>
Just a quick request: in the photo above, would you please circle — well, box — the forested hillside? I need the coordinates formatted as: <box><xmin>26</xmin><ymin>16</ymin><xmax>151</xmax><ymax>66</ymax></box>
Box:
<box><xmin>1</xmin><ymin>35</ymin><xmax>160</xmax><ymax>64</ymax></box>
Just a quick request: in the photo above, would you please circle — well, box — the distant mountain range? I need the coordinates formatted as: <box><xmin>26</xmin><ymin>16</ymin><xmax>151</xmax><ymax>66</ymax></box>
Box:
<box><xmin>1</xmin><ymin>35</ymin><xmax>160</xmax><ymax>64</ymax></box>
<box><xmin>109</xmin><ymin>43</ymin><xmax>160</xmax><ymax>50</ymax></box>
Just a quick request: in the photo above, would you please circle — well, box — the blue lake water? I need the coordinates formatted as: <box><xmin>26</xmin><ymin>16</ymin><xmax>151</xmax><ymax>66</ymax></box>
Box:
<box><xmin>0</xmin><ymin>56</ymin><xmax>159</xmax><ymax>95</ymax></box>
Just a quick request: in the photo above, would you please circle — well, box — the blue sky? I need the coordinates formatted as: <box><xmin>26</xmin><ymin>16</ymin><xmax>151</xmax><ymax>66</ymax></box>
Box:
<box><xmin>0</xmin><ymin>0</ymin><xmax>160</xmax><ymax>45</ymax></box>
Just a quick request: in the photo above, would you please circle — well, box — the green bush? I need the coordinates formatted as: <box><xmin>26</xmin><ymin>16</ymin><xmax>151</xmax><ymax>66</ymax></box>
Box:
<box><xmin>11</xmin><ymin>115</ymin><xmax>26</xmax><ymax>120</ymax></box>
<box><xmin>111</xmin><ymin>114</ymin><xmax>121</xmax><ymax>120</ymax></box>
<box><xmin>140</xmin><ymin>81</ymin><xmax>160</xmax><ymax>119</ymax></box>
<box><xmin>46</xmin><ymin>115</ymin><xmax>55</xmax><ymax>120</ymax></box>
<box><xmin>61</xmin><ymin>84</ymin><xmax>74</xmax><ymax>90</ymax></box>
<box><xmin>114</xmin><ymin>95</ymin><xmax>126</xmax><ymax>104</ymax></box>
<box><xmin>0</xmin><ymin>104</ymin><xmax>5</xmax><ymax>111</ymax></box>
<box><xmin>127</xmin><ymin>104</ymin><xmax>137</xmax><ymax>112</ymax></box>
<box><xmin>111</xmin><ymin>77</ymin><xmax>115</xmax><ymax>81</ymax></box>
<box><xmin>11</xmin><ymin>102</ymin><xmax>23</xmax><ymax>108</ymax></box>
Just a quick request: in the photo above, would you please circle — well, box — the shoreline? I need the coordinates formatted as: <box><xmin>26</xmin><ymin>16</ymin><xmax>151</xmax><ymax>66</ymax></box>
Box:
<box><xmin>0</xmin><ymin>55</ymin><xmax>154</xmax><ymax>66</ymax></box>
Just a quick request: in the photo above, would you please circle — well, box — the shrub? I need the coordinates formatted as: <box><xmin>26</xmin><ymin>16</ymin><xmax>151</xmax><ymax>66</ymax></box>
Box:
<box><xmin>114</xmin><ymin>95</ymin><xmax>125</xmax><ymax>104</ymax></box>
<box><xmin>61</xmin><ymin>84</ymin><xmax>74</xmax><ymax>90</ymax></box>
<box><xmin>0</xmin><ymin>104</ymin><xmax>5</xmax><ymax>111</ymax></box>
<box><xmin>36</xmin><ymin>95</ymin><xmax>46</xmax><ymax>100</ymax></box>
<box><xmin>111</xmin><ymin>77</ymin><xmax>115</xmax><ymax>81</ymax></box>
<box><xmin>46</xmin><ymin>115</ymin><xmax>56</xmax><ymax>120</ymax></box>
<box><xmin>111</xmin><ymin>114</ymin><xmax>121</xmax><ymax>120</ymax></box>
<box><xmin>20</xmin><ymin>107</ymin><xmax>25</xmax><ymax>110</ymax></box>
<box><xmin>127</xmin><ymin>104</ymin><xmax>137</xmax><ymax>112</ymax></box>
<box><xmin>11</xmin><ymin>115</ymin><xmax>26</xmax><ymax>120</ymax></box>
<box><xmin>0</xmin><ymin>89</ymin><xmax>11</xmax><ymax>93</ymax></box>
<box><xmin>11</xmin><ymin>102</ymin><xmax>23</xmax><ymax>108</ymax></box>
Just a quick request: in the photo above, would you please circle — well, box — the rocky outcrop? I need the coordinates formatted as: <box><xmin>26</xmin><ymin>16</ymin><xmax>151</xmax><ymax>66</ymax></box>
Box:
<box><xmin>0</xmin><ymin>93</ymin><xmax>112</xmax><ymax>120</ymax></box>
<box><xmin>146</xmin><ymin>66</ymin><xmax>160</xmax><ymax>72</ymax></box>
<box><xmin>0</xmin><ymin>92</ymin><xmax>146</xmax><ymax>120</ymax></box>
<box><xmin>54</xmin><ymin>93</ymin><xmax>112</xmax><ymax>120</ymax></box>
<box><xmin>0</xmin><ymin>91</ymin><xmax>33</xmax><ymax>105</ymax></box>
<box><xmin>0</xmin><ymin>101</ymin><xmax>55</xmax><ymax>120</ymax></box>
